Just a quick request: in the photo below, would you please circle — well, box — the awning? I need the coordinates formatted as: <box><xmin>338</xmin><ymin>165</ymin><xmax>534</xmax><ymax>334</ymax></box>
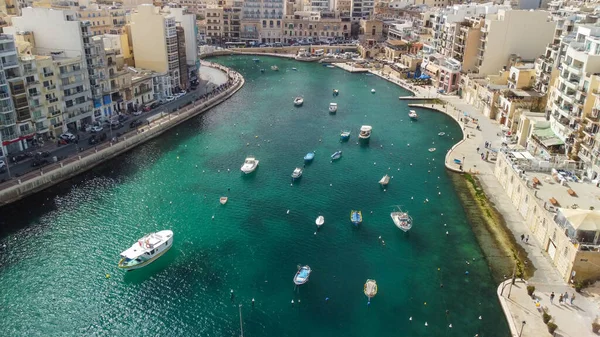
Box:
<box><xmin>511</xmin><ymin>152</ymin><xmax>525</xmax><ymax>159</ymax></box>
<box><xmin>533</xmin><ymin>125</ymin><xmax>564</xmax><ymax>147</ymax></box>
<box><xmin>558</xmin><ymin>208</ymin><xmax>600</xmax><ymax>231</ymax></box>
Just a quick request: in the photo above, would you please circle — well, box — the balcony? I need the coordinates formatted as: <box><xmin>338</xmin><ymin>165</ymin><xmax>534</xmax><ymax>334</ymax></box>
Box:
<box><xmin>565</xmin><ymin>63</ymin><xmax>583</xmax><ymax>76</ymax></box>
<box><xmin>0</xmin><ymin>131</ymin><xmax>18</xmax><ymax>141</ymax></box>
<box><xmin>0</xmin><ymin>116</ymin><xmax>15</xmax><ymax>126</ymax></box>
<box><xmin>43</xmin><ymin>72</ymin><xmax>54</xmax><ymax>78</ymax></box>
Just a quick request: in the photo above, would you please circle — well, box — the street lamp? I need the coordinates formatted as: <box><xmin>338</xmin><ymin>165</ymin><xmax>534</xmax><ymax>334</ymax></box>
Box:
<box><xmin>518</xmin><ymin>320</ymin><xmax>526</xmax><ymax>337</ymax></box>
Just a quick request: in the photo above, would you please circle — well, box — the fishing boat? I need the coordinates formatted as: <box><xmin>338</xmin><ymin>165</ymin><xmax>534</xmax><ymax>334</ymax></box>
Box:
<box><xmin>428</xmin><ymin>148</ymin><xmax>436</xmax><ymax>152</ymax></box>
<box><xmin>331</xmin><ymin>150</ymin><xmax>342</xmax><ymax>160</ymax></box>
<box><xmin>333</xmin><ymin>89</ymin><xmax>339</xmax><ymax>96</ymax></box>
<box><xmin>409</xmin><ymin>110</ymin><xmax>418</xmax><ymax>120</ymax></box>
<box><xmin>379</xmin><ymin>174</ymin><xmax>390</xmax><ymax>186</ymax></box>
<box><xmin>118</xmin><ymin>230</ymin><xmax>173</xmax><ymax>271</ymax></box>
<box><xmin>326</xmin><ymin>65</ymin><xmax>335</xmax><ymax>68</ymax></box>
<box><xmin>304</xmin><ymin>152</ymin><xmax>315</xmax><ymax>162</ymax></box>
<box><xmin>340</xmin><ymin>131</ymin><xmax>351</xmax><ymax>141</ymax></box>
<box><xmin>438</xmin><ymin>132</ymin><xmax>445</xmax><ymax>136</ymax></box>
<box><xmin>351</xmin><ymin>210</ymin><xmax>362</xmax><ymax>226</ymax></box>
<box><xmin>391</xmin><ymin>207</ymin><xmax>413</xmax><ymax>232</ymax></box>
<box><xmin>241</xmin><ymin>156</ymin><xmax>259</xmax><ymax>174</ymax></box>
<box><xmin>291</xmin><ymin>167</ymin><xmax>303</xmax><ymax>180</ymax></box>
<box><xmin>271</xmin><ymin>65</ymin><xmax>279</xmax><ymax>71</ymax></box>
<box><xmin>220</xmin><ymin>196</ymin><xmax>228</xmax><ymax>205</ymax></box>
<box><xmin>371</xmin><ymin>89</ymin><xmax>376</xmax><ymax>93</ymax></box>
<box><xmin>316</xmin><ymin>215</ymin><xmax>324</xmax><ymax>228</ymax></box>
<box><xmin>294</xmin><ymin>97</ymin><xmax>304</xmax><ymax>106</ymax></box>
<box><xmin>329</xmin><ymin>103</ymin><xmax>338</xmax><ymax>113</ymax></box>
<box><xmin>291</xmin><ymin>67</ymin><xmax>298</xmax><ymax>71</ymax></box>
<box><xmin>364</xmin><ymin>279</ymin><xmax>378</xmax><ymax>302</ymax></box>
<box><xmin>252</xmin><ymin>58</ymin><xmax>260</xmax><ymax>62</ymax></box>
<box><xmin>359</xmin><ymin>125</ymin><xmax>372</xmax><ymax>140</ymax></box>
<box><xmin>293</xmin><ymin>265</ymin><xmax>311</xmax><ymax>285</ymax></box>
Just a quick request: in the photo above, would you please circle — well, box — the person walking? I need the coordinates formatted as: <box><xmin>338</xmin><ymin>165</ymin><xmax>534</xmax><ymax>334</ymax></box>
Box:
<box><xmin>520</xmin><ymin>234</ymin><xmax>525</xmax><ymax>242</ymax></box>
<box><xmin>550</xmin><ymin>291</ymin><xmax>555</xmax><ymax>304</ymax></box>
<box><xmin>570</xmin><ymin>293</ymin><xmax>575</xmax><ymax>305</ymax></box>
<box><xmin>525</xmin><ymin>235</ymin><xmax>529</xmax><ymax>243</ymax></box>
<box><xmin>563</xmin><ymin>292</ymin><xmax>569</xmax><ymax>304</ymax></box>
<box><xmin>558</xmin><ymin>293</ymin><xmax>564</xmax><ymax>304</ymax></box>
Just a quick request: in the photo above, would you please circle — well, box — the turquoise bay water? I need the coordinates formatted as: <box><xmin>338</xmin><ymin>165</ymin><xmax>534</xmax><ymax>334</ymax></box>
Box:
<box><xmin>0</xmin><ymin>56</ymin><xmax>508</xmax><ymax>337</ymax></box>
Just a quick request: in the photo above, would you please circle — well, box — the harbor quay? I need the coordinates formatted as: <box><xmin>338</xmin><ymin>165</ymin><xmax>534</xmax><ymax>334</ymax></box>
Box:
<box><xmin>0</xmin><ymin>63</ymin><xmax>244</xmax><ymax>206</ymax></box>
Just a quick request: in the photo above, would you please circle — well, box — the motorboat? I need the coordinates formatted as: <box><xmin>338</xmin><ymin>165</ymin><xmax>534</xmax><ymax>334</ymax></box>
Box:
<box><xmin>220</xmin><ymin>197</ymin><xmax>228</xmax><ymax>205</ymax></box>
<box><xmin>359</xmin><ymin>125</ymin><xmax>372</xmax><ymax>140</ymax></box>
<box><xmin>316</xmin><ymin>215</ymin><xmax>324</xmax><ymax>228</ymax></box>
<box><xmin>333</xmin><ymin>89</ymin><xmax>339</xmax><ymax>96</ymax></box>
<box><xmin>371</xmin><ymin>89</ymin><xmax>376</xmax><ymax>93</ymax></box>
<box><xmin>118</xmin><ymin>230</ymin><xmax>173</xmax><ymax>271</ymax></box>
<box><xmin>252</xmin><ymin>58</ymin><xmax>260</xmax><ymax>62</ymax></box>
<box><xmin>364</xmin><ymin>279</ymin><xmax>378</xmax><ymax>302</ymax></box>
<box><xmin>271</xmin><ymin>65</ymin><xmax>279</xmax><ymax>71</ymax></box>
<box><xmin>379</xmin><ymin>174</ymin><xmax>390</xmax><ymax>186</ymax></box>
<box><xmin>438</xmin><ymin>132</ymin><xmax>445</xmax><ymax>136</ymax></box>
<box><xmin>294</xmin><ymin>265</ymin><xmax>311</xmax><ymax>285</ymax></box>
<box><xmin>429</xmin><ymin>148</ymin><xmax>436</xmax><ymax>152</ymax></box>
<box><xmin>351</xmin><ymin>210</ymin><xmax>362</xmax><ymax>226</ymax></box>
<box><xmin>340</xmin><ymin>131</ymin><xmax>351</xmax><ymax>141</ymax></box>
<box><xmin>241</xmin><ymin>156</ymin><xmax>259</xmax><ymax>174</ymax></box>
<box><xmin>329</xmin><ymin>103</ymin><xmax>338</xmax><ymax>113</ymax></box>
<box><xmin>294</xmin><ymin>97</ymin><xmax>304</xmax><ymax>106</ymax></box>
<box><xmin>409</xmin><ymin>110</ymin><xmax>418</xmax><ymax>120</ymax></box>
<box><xmin>331</xmin><ymin>150</ymin><xmax>342</xmax><ymax>160</ymax></box>
<box><xmin>304</xmin><ymin>152</ymin><xmax>315</xmax><ymax>162</ymax></box>
<box><xmin>391</xmin><ymin>207</ymin><xmax>413</xmax><ymax>232</ymax></box>
<box><xmin>291</xmin><ymin>67</ymin><xmax>298</xmax><ymax>71</ymax></box>
<box><xmin>291</xmin><ymin>167</ymin><xmax>303</xmax><ymax>180</ymax></box>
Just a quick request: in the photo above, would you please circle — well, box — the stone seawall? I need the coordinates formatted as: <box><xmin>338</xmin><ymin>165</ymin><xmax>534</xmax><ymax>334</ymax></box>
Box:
<box><xmin>0</xmin><ymin>64</ymin><xmax>244</xmax><ymax>207</ymax></box>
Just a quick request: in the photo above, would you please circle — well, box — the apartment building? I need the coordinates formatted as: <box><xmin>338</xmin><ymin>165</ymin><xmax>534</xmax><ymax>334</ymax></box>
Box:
<box><xmin>222</xmin><ymin>0</ymin><xmax>243</xmax><ymax>42</ymax></box>
<box><xmin>0</xmin><ymin>35</ymin><xmax>25</xmax><ymax>156</ymax></box>
<box><xmin>6</xmin><ymin>7</ymin><xmax>95</xmax><ymax>130</ymax></box>
<box><xmin>436</xmin><ymin>16</ymin><xmax>482</xmax><ymax>73</ymax></box>
<box><xmin>205</xmin><ymin>5</ymin><xmax>223</xmax><ymax>44</ymax></box>
<box><xmin>168</xmin><ymin>7</ymin><xmax>199</xmax><ymax>85</ymax></box>
<box><xmin>130</xmin><ymin>4</ymin><xmax>182</xmax><ymax>90</ymax></box>
<box><xmin>351</xmin><ymin>0</ymin><xmax>375</xmax><ymax>21</ymax></box>
<box><xmin>335</xmin><ymin>0</ymin><xmax>351</xmax><ymax>19</ymax></box>
<box><xmin>477</xmin><ymin>10</ymin><xmax>556</xmax><ymax>75</ymax></box>
<box><xmin>282</xmin><ymin>11</ymin><xmax>349</xmax><ymax>42</ymax></box>
<box><xmin>0</xmin><ymin>0</ymin><xmax>20</xmax><ymax>16</ymax></box>
<box><xmin>241</xmin><ymin>0</ymin><xmax>284</xmax><ymax>43</ymax></box>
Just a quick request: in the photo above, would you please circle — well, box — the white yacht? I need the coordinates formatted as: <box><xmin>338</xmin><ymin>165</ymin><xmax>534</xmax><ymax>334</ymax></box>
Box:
<box><xmin>409</xmin><ymin>110</ymin><xmax>418</xmax><ymax>120</ymax></box>
<box><xmin>329</xmin><ymin>103</ymin><xmax>338</xmax><ymax>113</ymax></box>
<box><xmin>359</xmin><ymin>125</ymin><xmax>372</xmax><ymax>140</ymax></box>
<box><xmin>241</xmin><ymin>156</ymin><xmax>259</xmax><ymax>174</ymax></box>
<box><xmin>294</xmin><ymin>97</ymin><xmax>304</xmax><ymax>106</ymax></box>
<box><xmin>118</xmin><ymin>230</ymin><xmax>173</xmax><ymax>271</ymax></box>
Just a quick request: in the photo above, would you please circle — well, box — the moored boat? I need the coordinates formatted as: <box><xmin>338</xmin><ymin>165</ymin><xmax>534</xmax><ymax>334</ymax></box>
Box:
<box><xmin>359</xmin><ymin>125</ymin><xmax>372</xmax><ymax>140</ymax></box>
<box><xmin>364</xmin><ymin>279</ymin><xmax>378</xmax><ymax>302</ymax></box>
<box><xmin>291</xmin><ymin>167</ymin><xmax>303</xmax><ymax>180</ymax></box>
<box><xmin>371</xmin><ymin>89</ymin><xmax>376</xmax><ymax>93</ymax></box>
<box><xmin>340</xmin><ymin>131</ymin><xmax>351</xmax><ymax>141</ymax></box>
<box><xmin>294</xmin><ymin>97</ymin><xmax>304</xmax><ymax>106</ymax></box>
<box><xmin>241</xmin><ymin>156</ymin><xmax>259</xmax><ymax>174</ymax></box>
<box><xmin>379</xmin><ymin>174</ymin><xmax>390</xmax><ymax>186</ymax></box>
<box><xmin>271</xmin><ymin>65</ymin><xmax>279</xmax><ymax>71</ymax></box>
<box><xmin>438</xmin><ymin>132</ymin><xmax>445</xmax><ymax>136</ymax></box>
<box><xmin>294</xmin><ymin>265</ymin><xmax>311</xmax><ymax>285</ymax></box>
<box><xmin>409</xmin><ymin>110</ymin><xmax>419</xmax><ymax>120</ymax></box>
<box><xmin>253</xmin><ymin>58</ymin><xmax>260</xmax><ymax>62</ymax></box>
<box><xmin>391</xmin><ymin>207</ymin><xmax>413</xmax><ymax>232</ymax></box>
<box><xmin>333</xmin><ymin>89</ymin><xmax>339</xmax><ymax>96</ymax></box>
<box><xmin>304</xmin><ymin>152</ymin><xmax>315</xmax><ymax>162</ymax></box>
<box><xmin>291</xmin><ymin>67</ymin><xmax>297</xmax><ymax>71</ymax></box>
<box><xmin>118</xmin><ymin>230</ymin><xmax>173</xmax><ymax>271</ymax></box>
<box><xmin>351</xmin><ymin>210</ymin><xmax>362</xmax><ymax>226</ymax></box>
<box><xmin>331</xmin><ymin>150</ymin><xmax>342</xmax><ymax>160</ymax></box>
<box><xmin>220</xmin><ymin>196</ymin><xmax>228</xmax><ymax>205</ymax></box>
<box><xmin>316</xmin><ymin>215</ymin><xmax>324</xmax><ymax>227</ymax></box>
<box><xmin>429</xmin><ymin>148</ymin><xmax>436</xmax><ymax>152</ymax></box>
<box><xmin>329</xmin><ymin>103</ymin><xmax>338</xmax><ymax>113</ymax></box>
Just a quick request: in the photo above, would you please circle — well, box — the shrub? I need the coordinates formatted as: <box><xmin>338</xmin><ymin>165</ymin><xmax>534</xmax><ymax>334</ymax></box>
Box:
<box><xmin>592</xmin><ymin>319</ymin><xmax>600</xmax><ymax>333</ymax></box>
<box><xmin>547</xmin><ymin>322</ymin><xmax>557</xmax><ymax>334</ymax></box>
<box><xmin>542</xmin><ymin>311</ymin><xmax>552</xmax><ymax>324</ymax></box>
<box><xmin>527</xmin><ymin>285</ymin><xmax>535</xmax><ymax>297</ymax></box>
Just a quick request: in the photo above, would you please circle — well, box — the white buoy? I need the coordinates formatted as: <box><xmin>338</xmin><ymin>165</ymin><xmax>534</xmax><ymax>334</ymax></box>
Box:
<box><xmin>444</xmin><ymin>224</ymin><xmax>447</xmax><ymax>227</ymax></box>
<box><xmin>290</xmin><ymin>183</ymin><xmax>293</xmax><ymax>186</ymax></box>
<box><xmin>449</xmin><ymin>324</ymin><xmax>453</xmax><ymax>328</ymax></box>
<box><xmin>287</xmin><ymin>210</ymin><xmax>290</xmax><ymax>214</ymax></box>
<box><xmin>479</xmin><ymin>316</ymin><xmax>482</xmax><ymax>320</ymax></box>
<box><xmin>212</xmin><ymin>215</ymin><xmax>215</xmax><ymax>220</ymax></box>
<box><xmin>438</xmin><ymin>192</ymin><xmax>441</xmax><ymax>195</ymax></box>
<box><xmin>314</xmin><ymin>232</ymin><xmax>317</xmax><ymax>235</ymax></box>
<box><xmin>411</xmin><ymin>196</ymin><xmax>414</xmax><ymax>199</ymax></box>
<box><xmin>330</xmin><ymin>183</ymin><xmax>333</xmax><ymax>187</ymax></box>
<box><xmin>407</xmin><ymin>144</ymin><xmax>410</xmax><ymax>146</ymax></box>
<box><xmin>409</xmin><ymin>317</ymin><xmax>413</xmax><ymax>321</ymax></box>
<box><xmin>425</xmin><ymin>322</ymin><xmax>428</xmax><ymax>327</ymax></box>
<box><xmin>446</xmin><ymin>231</ymin><xmax>449</xmax><ymax>235</ymax></box>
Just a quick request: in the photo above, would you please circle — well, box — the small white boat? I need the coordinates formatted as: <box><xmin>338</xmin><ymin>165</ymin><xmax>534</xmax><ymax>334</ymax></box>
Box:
<box><xmin>294</xmin><ymin>265</ymin><xmax>311</xmax><ymax>285</ymax></box>
<box><xmin>364</xmin><ymin>279</ymin><xmax>378</xmax><ymax>301</ymax></box>
<box><xmin>331</xmin><ymin>151</ymin><xmax>342</xmax><ymax>160</ymax></box>
<box><xmin>241</xmin><ymin>156</ymin><xmax>259</xmax><ymax>174</ymax></box>
<box><xmin>291</xmin><ymin>167</ymin><xmax>303</xmax><ymax>180</ymax></box>
<box><xmin>438</xmin><ymin>132</ymin><xmax>445</xmax><ymax>136</ymax></box>
<box><xmin>294</xmin><ymin>97</ymin><xmax>304</xmax><ymax>106</ymax></box>
<box><xmin>333</xmin><ymin>89</ymin><xmax>339</xmax><ymax>96</ymax></box>
<box><xmin>379</xmin><ymin>174</ymin><xmax>390</xmax><ymax>186</ymax></box>
<box><xmin>409</xmin><ymin>110</ymin><xmax>418</xmax><ymax>120</ymax></box>
<box><xmin>429</xmin><ymin>148</ymin><xmax>436</xmax><ymax>152</ymax></box>
<box><xmin>340</xmin><ymin>131</ymin><xmax>350</xmax><ymax>141</ymax></box>
<box><xmin>371</xmin><ymin>89</ymin><xmax>376</xmax><ymax>93</ymax></box>
<box><xmin>291</xmin><ymin>67</ymin><xmax>298</xmax><ymax>71</ymax></box>
<box><xmin>391</xmin><ymin>207</ymin><xmax>413</xmax><ymax>232</ymax></box>
<box><xmin>220</xmin><ymin>197</ymin><xmax>228</xmax><ymax>205</ymax></box>
<box><xmin>118</xmin><ymin>230</ymin><xmax>173</xmax><ymax>271</ymax></box>
<box><xmin>329</xmin><ymin>103</ymin><xmax>338</xmax><ymax>113</ymax></box>
<box><xmin>316</xmin><ymin>215</ymin><xmax>324</xmax><ymax>227</ymax></box>
<box><xmin>271</xmin><ymin>65</ymin><xmax>279</xmax><ymax>71</ymax></box>
<box><xmin>359</xmin><ymin>125</ymin><xmax>372</xmax><ymax>140</ymax></box>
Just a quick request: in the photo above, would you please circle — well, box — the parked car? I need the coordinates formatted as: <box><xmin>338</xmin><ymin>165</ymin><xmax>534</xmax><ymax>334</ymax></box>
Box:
<box><xmin>88</xmin><ymin>135</ymin><xmax>98</xmax><ymax>145</ymax></box>
<box><xmin>60</xmin><ymin>133</ymin><xmax>76</xmax><ymax>142</ymax></box>
<box><xmin>0</xmin><ymin>160</ymin><xmax>5</xmax><ymax>169</ymax></box>
<box><xmin>130</xmin><ymin>120</ymin><xmax>143</xmax><ymax>129</ymax></box>
<box><xmin>142</xmin><ymin>105</ymin><xmax>152</xmax><ymax>112</ymax></box>
<box><xmin>165</xmin><ymin>96</ymin><xmax>175</xmax><ymax>102</ymax></box>
<box><xmin>91</xmin><ymin>126</ymin><xmax>103</xmax><ymax>133</ymax></box>
<box><xmin>111</xmin><ymin>122</ymin><xmax>123</xmax><ymax>130</ymax></box>
<box><xmin>31</xmin><ymin>159</ymin><xmax>49</xmax><ymax>167</ymax></box>
<box><xmin>133</xmin><ymin>110</ymin><xmax>142</xmax><ymax>116</ymax></box>
<box><xmin>118</xmin><ymin>114</ymin><xmax>129</xmax><ymax>122</ymax></box>
<box><xmin>150</xmin><ymin>102</ymin><xmax>161</xmax><ymax>109</ymax></box>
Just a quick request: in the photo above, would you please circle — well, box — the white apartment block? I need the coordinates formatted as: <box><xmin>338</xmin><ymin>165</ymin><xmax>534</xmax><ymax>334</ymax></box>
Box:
<box><xmin>477</xmin><ymin>10</ymin><xmax>556</xmax><ymax>75</ymax></box>
<box><xmin>130</xmin><ymin>4</ymin><xmax>182</xmax><ymax>89</ymax></box>
<box><xmin>0</xmin><ymin>35</ymin><xmax>25</xmax><ymax>156</ymax></box>
<box><xmin>169</xmin><ymin>6</ymin><xmax>200</xmax><ymax>79</ymax></box>
<box><xmin>241</xmin><ymin>0</ymin><xmax>284</xmax><ymax>43</ymax></box>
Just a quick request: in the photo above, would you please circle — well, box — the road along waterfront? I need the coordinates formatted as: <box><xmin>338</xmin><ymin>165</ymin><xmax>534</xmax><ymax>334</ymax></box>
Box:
<box><xmin>0</xmin><ymin>55</ymin><xmax>508</xmax><ymax>337</ymax></box>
